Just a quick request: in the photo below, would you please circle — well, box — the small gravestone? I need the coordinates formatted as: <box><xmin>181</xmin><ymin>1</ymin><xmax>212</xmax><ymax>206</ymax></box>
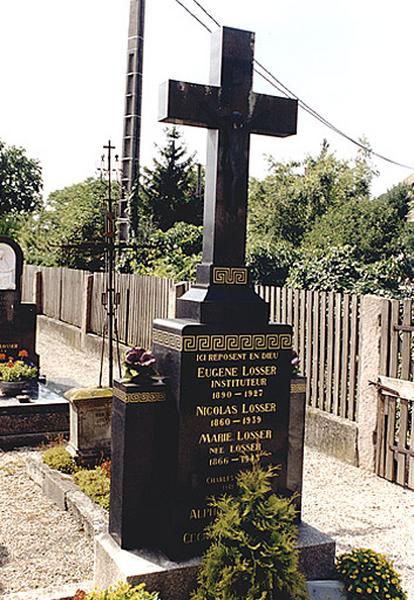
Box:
<box><xmin>0</xmin><ymin>237</ymin><xmax>39</xmax><ymax>368</ymax></box>
<box><xmin>66</xmin><ymin>387</ymin><xmax>113</xmax><ymax>466</ymax></box>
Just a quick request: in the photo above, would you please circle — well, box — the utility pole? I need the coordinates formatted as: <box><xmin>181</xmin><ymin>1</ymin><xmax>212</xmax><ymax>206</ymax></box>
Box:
<box><xmin>119</xmin><ymin>0</ymin><xmax>146</xmax><ymax>240</ymax></box>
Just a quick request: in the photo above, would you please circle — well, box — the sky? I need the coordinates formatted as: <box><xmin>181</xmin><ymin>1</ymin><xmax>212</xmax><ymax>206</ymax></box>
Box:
<box><xmin>1</xmin><ymin>0</ymin><xmax>414</xmax><ymax>199</ymax></box>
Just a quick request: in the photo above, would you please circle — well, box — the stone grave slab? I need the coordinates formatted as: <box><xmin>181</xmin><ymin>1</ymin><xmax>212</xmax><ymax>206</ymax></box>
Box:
<box><xmin>0</xmin><ymin>382</ymin><xmax>69</xmax><ymax>449</ymax></box>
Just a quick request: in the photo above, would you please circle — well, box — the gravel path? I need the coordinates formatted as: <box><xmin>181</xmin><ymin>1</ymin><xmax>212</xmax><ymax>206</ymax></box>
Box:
<box><xmin>0</xmin><ymin>449</ymin><xmax>94</xmax><ymax>597</ymax></box>
<box><xmin>0</xmin><ymin>327</ymin><xmax>412</xmax><ymax>598</ymax></box>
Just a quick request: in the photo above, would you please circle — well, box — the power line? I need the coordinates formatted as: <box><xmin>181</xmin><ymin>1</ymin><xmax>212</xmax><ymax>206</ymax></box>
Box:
<box><xmin>172</xmin><ymin>0</ymin><xmax>414</xmax><ymax>171</ymax></box>
<box><xmin>173</xmin><ymin>0</ymin><xmax>212</xmax><ymax>33</ymax></box>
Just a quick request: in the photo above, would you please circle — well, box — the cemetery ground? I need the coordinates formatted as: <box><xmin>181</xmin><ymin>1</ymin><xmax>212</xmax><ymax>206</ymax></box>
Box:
<box><xmin>0</xmin><ymin>328</ymin><xmax>413</xmax><ymax>599</ymax></box>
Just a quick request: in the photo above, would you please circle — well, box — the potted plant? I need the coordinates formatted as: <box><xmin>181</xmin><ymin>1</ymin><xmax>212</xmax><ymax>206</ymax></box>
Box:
<box><xmin>0</xmin><ymin>352</ymin><xmax>38</xmax><ymax>397</ymax></box>
<box><xmin>122</xmin><ymin>347</ymin><xmax>159</xmax><ymax>383</ymax></box>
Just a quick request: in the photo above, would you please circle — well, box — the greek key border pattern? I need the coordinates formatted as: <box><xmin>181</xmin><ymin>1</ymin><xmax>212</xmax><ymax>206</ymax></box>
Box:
<box><xmin>182</xmin><ymin>333</ymin><xmax>292</xmax><ymax>352</ymax></box>
<box><xmin>290</xmin><ymin>383</ymin><xmax>306</xmax><ymax>394</ymax></box>
<box><xmin>113</xmin><ymin>388</ymin><xmax>166</xmax><ymax>404</ymax></box>
<box><xmin>212</xmin><ymin>267</ymin><xmax>248</xmax><ymax>285</ymax></box>
<box><xmin>153</xmin><ymin>329</ymin><xmax>183</xmax><ymax>351</ymax></box>
<box><xmin>154</xmin><ymin>332</ymin><xmax>292</xmax><ymax>352</ymax></box>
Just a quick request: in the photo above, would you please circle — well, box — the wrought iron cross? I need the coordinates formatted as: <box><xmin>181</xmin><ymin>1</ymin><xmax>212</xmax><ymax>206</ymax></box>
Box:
<box><xmin>159</xmin><ymin>26</ymin><xmax>298</xmax><ymax>278</ymax></box>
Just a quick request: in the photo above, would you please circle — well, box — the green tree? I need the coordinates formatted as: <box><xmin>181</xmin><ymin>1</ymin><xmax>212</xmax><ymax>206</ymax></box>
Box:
<box><xmin>123</xmin><ymin>221</ymin><xmax>203</xmax><ymax>281</ymax></box>
<box><xmin>192</xmin><ymin>463</ymin><xmax>308</xmax><ymax>600</ymax></box>
<box><xmin>140</xmin><ymin>126</ymin><xmax>202</xmax><ymax>231</ymax></box>
<box><xmin>0</xmin><ymin>139</ymin><xmax>42</xmax><ymax>217</ymax></box>
<box><xmin>287</xmin><ymin>183</ymin><xmax>414</xmax><ymax>297</ymax></box>
<box><xmin>248</xmin><ymin>140</ymin><xmax>375</xmax><ymax>250</ymax></box>
<box><xmin>20</xmin><ymin>178</ymin><xmax>113</xmax><ymax>270</ymax></box>
<box><xmin>302</xmin><ymin>183</ymin><xmax>411</xmax><ymax>264</ymax></box>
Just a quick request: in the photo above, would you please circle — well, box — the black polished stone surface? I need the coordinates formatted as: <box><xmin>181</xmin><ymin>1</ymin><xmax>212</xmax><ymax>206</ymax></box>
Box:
<box><xmin>108</xmin><ymin>25</ymin><xmax>303</xmax><ymax>563</ymax></box>
<box><xmin>159</xmin><ymin>27</ymin><xmax>297</xmax><ymax>326</ymax></box>
<box><xmin>0</xmin><ymin>236</ymin><xmax>39</xmax><ymax>368</ymax></box>
<box><xmin>109</xmin><ymin>378</ymin><xmax>170</xmax><ymax>550</ymax></box>
<box><xmin>0</xmin><ymin>382</ymin><xmax>69</xmax><ymax>448</ymax></box>
<box><xmin>153</xmin><ymin>319</ymin><xmax>294</xmax><ymax>559</ymax></box>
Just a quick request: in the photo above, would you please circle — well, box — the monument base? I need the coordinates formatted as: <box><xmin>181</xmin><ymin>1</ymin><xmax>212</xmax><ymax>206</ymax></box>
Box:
<box><xmin>95</xmin><ymin>523</ymin><xmax>336</xmax><ymax>599</ymax></box>
<box><xmin>0</xmin><ymin>383</ymin><xmax>69</xmax><ymax>449</ymax></box>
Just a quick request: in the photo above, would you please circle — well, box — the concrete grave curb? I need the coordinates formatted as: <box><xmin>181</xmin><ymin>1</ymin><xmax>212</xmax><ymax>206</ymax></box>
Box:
<box><xmin>25</xmin><ymin>453</ymin><xmax>108</xmax><ymax>538</ymax></box>
<box><xmin>26</xmin><ymin>454</ymin><xmax>341</xmax><ymax>598</ymax></box>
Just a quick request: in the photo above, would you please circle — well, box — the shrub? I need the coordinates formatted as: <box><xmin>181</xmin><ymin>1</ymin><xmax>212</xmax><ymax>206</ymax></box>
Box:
<box><xmin>43</xmin><ymin>446</ymin><xmax>78</xmax><ymax>475</ymax></box>
<box><xmin>336</xmin><ymin>548</ymin><xmax>407</xmax><ymax>599</ymax></box>
<box><xmin>247</xmin><ymin>240</ymin><xmax>297</xmax><ymax>286</ymax></box>
<box><xmin>74</xmin><ymin>466</ymin><xmax>110</xmax><ymax>510</ymax></box>
<box><xmin>74</xmin><ymin>581</ymin><xmax>160</xmax><ymax>599</ymax></box>
<box><xmin>191</xmin><ymin>462</ymin><xmax>309</xmax><ymax>600</ymax></box>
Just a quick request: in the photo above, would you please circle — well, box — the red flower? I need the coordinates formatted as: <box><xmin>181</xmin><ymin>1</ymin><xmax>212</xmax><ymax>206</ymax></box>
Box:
<box><xmin>0</xmin><ymin>354</ymin><xmax>6</xmax><ymax>361</ymax></box>
<box><xmin>74</xmin><ymin>590</ymin><xmax>87</xmax><ymax>600</ymax></box>
<box><xmin>18</xmin><ymin>349</ymin><xmax>29</xmax><ymax>358</ymax></box>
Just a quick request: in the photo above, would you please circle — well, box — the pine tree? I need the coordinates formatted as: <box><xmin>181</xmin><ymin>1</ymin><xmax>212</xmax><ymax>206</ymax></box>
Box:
<box><xmin>140</xmin><ymin>126</ymin><xmax>203</xmax><ymax>231</ymax></box>
<box><xmin>191</xmin><ymin>463</ymin><xmax>309</xmax><ymax>600</ymax></box>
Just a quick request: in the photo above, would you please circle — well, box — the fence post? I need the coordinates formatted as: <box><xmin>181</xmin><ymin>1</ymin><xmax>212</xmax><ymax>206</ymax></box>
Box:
<box><xmin>357</xmin><ymin>295</ymin><xmax>384</xmax><ymax>471</ymax></box>
<box><xmin>81</xmin><ymin>274</ymin><xmax>94</xmax><ymax>335</ymax></box>
<box><xmin>33</xmin><ymin>270</ymin><xmax>43</xmax><ymax>313</ymax></box>
<box><xmin>170</xmin><ymin>281</ymin><xmax>188</xmax><ymax>318</ymax></box>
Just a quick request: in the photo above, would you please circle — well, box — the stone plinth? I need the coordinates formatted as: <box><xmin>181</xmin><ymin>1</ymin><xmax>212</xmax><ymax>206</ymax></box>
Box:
<box><xmin>152</xmin><ymin>319</ymin><xmax>298</xmax><ymax>560</ymax></box>
<box><xmin>66</xmin><ymin>387</ymin><xmax>112</xmax><ymax>466</ymax></box>
<box><xmin>108</xmin><ymin>378</ymin><xmax>169</xmax><ymax>551</ymax></box>
<box><xmin>95</xmin><ymin>523</ymin><xmax>335</xmax><ymax>599</ymax></box>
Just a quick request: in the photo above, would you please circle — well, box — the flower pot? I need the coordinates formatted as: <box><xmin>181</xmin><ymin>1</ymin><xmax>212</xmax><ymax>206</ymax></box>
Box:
<box><xmin>0</xmin><ymin>380</ymin><xmax>29</xmax><ymax>397</ymax></box>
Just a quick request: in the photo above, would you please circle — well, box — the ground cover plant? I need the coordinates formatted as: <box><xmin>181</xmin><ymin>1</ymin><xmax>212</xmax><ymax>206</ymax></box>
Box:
<box><xmin>42</xmin><ymin>446</ymin><xmax>110</xmax><ymax>507</ymax></box>
<box><xmin>73</xmin><ymin>466</ymin><xmax>110</xmax><ymax>510</ymax></box>
<box><xmin>336</xmin><ymin>548</ymin><xmax>407</xmax><ymax>599</ymax></box>
<box><xmin>43</xmin><ymin>446</ymin><xmax>78</xmax><ymax>475</ymax></box>
<box><xmin>74</xmin><ymin>582</ymin><xmax>160</xmax><ymax>599</ymax></box>
<box><xmin>191</xmin><ymin>462</ymin><xmax>309</xmax><ymax>600</ymax></box>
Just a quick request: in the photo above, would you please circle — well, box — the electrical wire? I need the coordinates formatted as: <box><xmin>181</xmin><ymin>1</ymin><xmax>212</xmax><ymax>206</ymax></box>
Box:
<box><xmin>171</xmin><ymin>0</ymin><xmax>414</xmax><ymax>171</ymax></box>
<box><xmin>173</xmin><ymin>0</ymin><xmax>212</xmax><ymax>33</ymax></box>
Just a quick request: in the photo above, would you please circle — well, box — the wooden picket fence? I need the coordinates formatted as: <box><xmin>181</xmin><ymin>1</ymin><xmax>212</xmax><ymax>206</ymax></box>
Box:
<box><xmin>23</xmin><ymin>267</ymin><xmax>363</xmax><ymax>424</ymax></box>
<box><xmin>22</xmin><ymin>266</ymin><xmax>174</xmax><ymax>350</ymax></box>
<box><xmin>375</xmin><ymin>298</ymin><xmax>414</xmax><ymax>490</ymax></box>
<box><xmin>256</xmin><ymin>286</ymin><xmax>360</xmax><ymax>422</ymax></box>
<box><xmin>21</xmin><ymin>265</ymin><xmax>414</xmax><ymax>489</ymax></box>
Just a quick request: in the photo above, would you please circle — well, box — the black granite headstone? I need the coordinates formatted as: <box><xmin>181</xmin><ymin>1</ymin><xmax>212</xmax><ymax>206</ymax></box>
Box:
<box><xmin>0</xmin><ymin>237</ymin><xmax>39</xmax><ymax>369</ymax></box>
<box><xmin>109</xmin><ymin>25</ymin><xmax>302</xmax><ymax>561</ymax></box>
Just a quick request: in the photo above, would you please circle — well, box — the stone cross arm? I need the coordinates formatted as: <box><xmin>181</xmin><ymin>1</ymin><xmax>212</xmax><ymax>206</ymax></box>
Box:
<box><xmin>159</xmin><ymin>79</ymin><xmax>297</xmax><ymax>138</ymax></box>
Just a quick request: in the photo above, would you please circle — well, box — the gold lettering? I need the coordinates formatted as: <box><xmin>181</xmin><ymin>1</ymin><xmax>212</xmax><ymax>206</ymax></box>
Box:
<box><xmin>198</xmin><ymin>432</ymin><xmax>233</xmax><ymax>444</ymax></box>
<box><xmin>208</xmin><ymin>446</ymin><xmax>225</xmax><ymax>455</ymax></box>
<box><xmin>206</xmin><ymin>474</ymin><xmax>235</xmax><ymax>485</ymax></box>
<box><xmin>229</xmin><ymin>441</ymin><xmax>262</xmax><ymax>454</ymax></box>
<box><xmin>241</xmin><ymin>402</ymin><xmax>277</xmax><ymax>414</ymax></box>
<box><xmin>190</xmin><ymin>507</ymin><xmax>218</xmax><ymax>520</ymax></box>
<box><xmin>236</xmin><ymin>429</ymin><xmax>273</xmax><ymax>441</ymax></box>
<box><xmin>195</xmin><ymin>404</ymin><xmax>237</xmax><ymax>417</ymax></box>
<box><xmin>183</xmin><ymin>531</ymin><xmax>208</xmax><ymax>544</ymax></box>
<box><xmin>197</xmin><ymin>366</ymin><xmax>239</xmax><ymax>378</ymax></box>
<box><xmin>241</xmin><ymin>365</ymin><xmax>277</xmax><ymax>376</ymax></box>
<box><xmin>210</xmin><ymin>377</ymin><xmax>268</xmax><ymax>389</ymax></box>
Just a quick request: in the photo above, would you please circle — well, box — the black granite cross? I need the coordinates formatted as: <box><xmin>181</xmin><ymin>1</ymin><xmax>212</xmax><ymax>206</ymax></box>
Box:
<box><xmin>159</xmin><ymin>26</ymin><xmax>298</xmax><ymax>278</ymax></box>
